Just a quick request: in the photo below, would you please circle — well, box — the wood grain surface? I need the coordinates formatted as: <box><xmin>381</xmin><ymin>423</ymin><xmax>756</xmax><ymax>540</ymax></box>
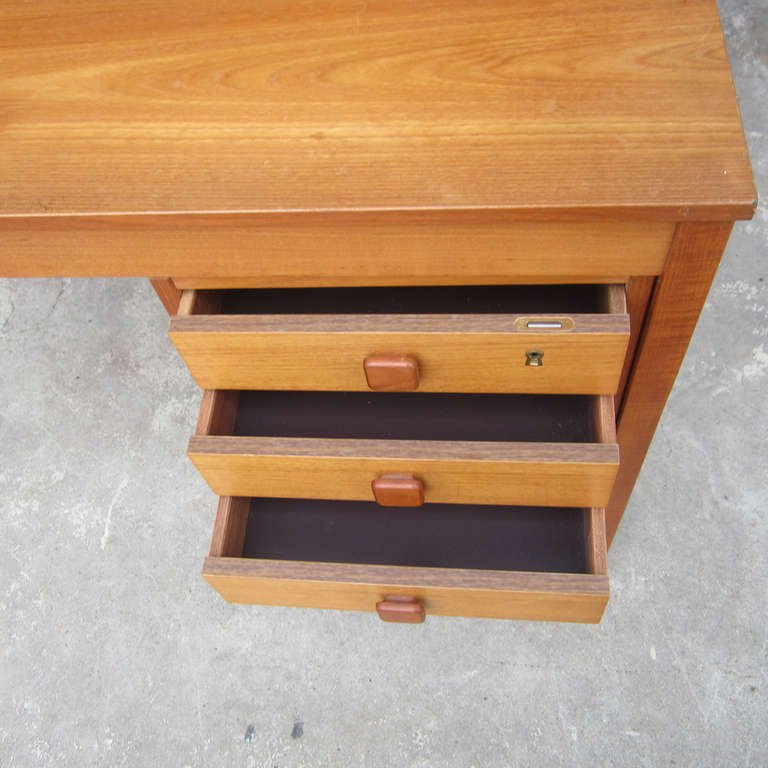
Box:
<box><xmin>593</xmin><ymin>395</ymin><xmax>618</xmax><ymax>445</ymax></box>
<box><xmin>194</xmin><ymin>389</ymin><xmax>239</xmax><ymax>438</ymax></box>
<box><xmin>202</xmin><ymin>500</ymin><xmax>609</xmax><ymax>621</ymax></box>
<box><xmin>208</xmin><ymin>496</ymin><xmax>250</xmax><ymax>558</ymax></box>
<box><xmin>584</xmin><ymin>507</ymin><xmax>608</xmax><ymax>576</ymax></box>
<box><xmin>202</xmin><ymin>565</ymin><xmax>609</xmax><ymax>622</ymax></box>
<box><xmin>0</xmin><ymin>215</ymin><xmax>673</xmax><ymax>280</ymax></box>
<box><xmin>0</xmin><ymin>0</ymin><xmax>754</xmax><ymax>225</ymax></box>
<box><xmin>177</xmin><ymin>289</ymin><xmax>222</xmax><ymax>317</ymax></box>
<box><xmin>615</xmin><ymin>277</ymin><xmax>656</xmax><ymax>408</ymax></box>
<box><xmin>606</xmin><ymin>222</ymin><xmax>734</xmax><ymax>544</ymax></box>
<box><xmin>149</xmin><ymin>278</ymin><xmax>181</xmax><ymax>315</ymax></box>
<box><xmin>187</xmin><ymin>436</ymin><xmax>619</xmax><ymax>508</ymax></box>
<box><xmin>170</xmin><ymin>314</ymin><xmax>630</xmax><ymax>394</ymax></box>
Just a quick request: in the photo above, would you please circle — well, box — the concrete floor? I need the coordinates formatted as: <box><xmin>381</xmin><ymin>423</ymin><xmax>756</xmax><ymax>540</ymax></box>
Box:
<box><xmin>1</xmin><ymin>1</ymin><xmax>767</xmax><ymax>765</ymax></box>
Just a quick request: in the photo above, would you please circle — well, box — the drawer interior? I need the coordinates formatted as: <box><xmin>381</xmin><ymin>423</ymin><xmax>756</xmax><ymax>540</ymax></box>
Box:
<box><xmin>228</xmin><ymin>391</ymin><xmax>597</xmax><ymax>442</ymax></box>
<box><xmin>203</xmin><ymin>497</ymin><xmax>609</xmax><ymax>621</ymax></box>
<box><xmin>240</xmin><ymin>498</ymin><xmax>588</xmax><ymax>573</ymax></box>
<box><xmin>211</xmin><ymin>284</ymin><xmax>615</xmax><ymax>315</ymax></box>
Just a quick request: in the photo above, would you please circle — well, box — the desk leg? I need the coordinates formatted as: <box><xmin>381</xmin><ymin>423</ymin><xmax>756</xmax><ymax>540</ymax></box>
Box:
<box><xmin>606</xmin><ymin>221</ymin><xmax>734</xmax><ymax>547</ymax></box>
<box><xmin>149</xmin><ymin>277</ymin><xmax>182</xmax><ymax>315</ymax></box>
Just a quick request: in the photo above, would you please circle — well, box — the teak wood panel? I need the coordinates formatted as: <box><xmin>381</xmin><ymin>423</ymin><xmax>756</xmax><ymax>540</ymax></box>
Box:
<box><xmin>170</xmin><ymin>311</ymin><xmax>630</xmax><ymax>395</ymax></box>
<box><xmin>0</xmin><ymin>0</ymin><xmax>754</xmax><ymax>222</ymax></box>
<box><xmin>0</xmin><ymin>216</ymin><xmax>672</xmax><ymax>283</ymax></box>
<box><xmin>606</xmin><ymin>222</ymin><xmax>735</xmax><ymax>544</ymax></box>
<box><xmin>202</xmin><ymin>565</ymin><xmax>610</xmax><ymax>622</ymax></box>
<box><xmin>188</xmin><ymin>439</ymin><xmax>619</xmax><ymax>507</ymax></box>
<box><xmin>203</xmin><ymin>498</ymin><xmax>609</xmax><ymax>622</ymax></box>
<box><xmin>188</xmin><ymin>394</ymin><xmax>619</xmax><ymax>508</ymax></box>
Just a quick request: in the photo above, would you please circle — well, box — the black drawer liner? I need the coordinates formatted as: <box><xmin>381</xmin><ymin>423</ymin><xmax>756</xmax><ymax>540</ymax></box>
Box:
<box><xmin>218</xmin><ymin>284</ymin><xmax>605</xmax><ymax>315</ymax></box>
<box><xmin>241</xmin><ymin>498</ymin><xmax>588</xmax><ymax>573</ymax></box>
<box><xmin>232</xmin><ymin>391</ymin><xmax>594</xmax><ymax>443</ymax></box>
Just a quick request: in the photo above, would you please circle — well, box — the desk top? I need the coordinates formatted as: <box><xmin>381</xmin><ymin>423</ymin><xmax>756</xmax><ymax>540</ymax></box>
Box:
<box><xmin>0</xmin><ymin>0</ymin><xmax>756</xmax><ymax>222</ymax></box>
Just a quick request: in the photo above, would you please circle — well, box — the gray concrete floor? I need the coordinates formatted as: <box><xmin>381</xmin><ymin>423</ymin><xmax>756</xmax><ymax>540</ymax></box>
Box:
<box><xmin>1</xmin><ymin>1</ymin><xmax>767</xmax><ymax>765</ymax></box>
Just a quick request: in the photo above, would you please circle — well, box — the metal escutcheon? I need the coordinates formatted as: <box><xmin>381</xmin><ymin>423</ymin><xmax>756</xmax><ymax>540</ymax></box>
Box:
<box><xmin>525</xmin><ymin>350</ymin><xmax>544</xmax><ymax>367</ymax></box>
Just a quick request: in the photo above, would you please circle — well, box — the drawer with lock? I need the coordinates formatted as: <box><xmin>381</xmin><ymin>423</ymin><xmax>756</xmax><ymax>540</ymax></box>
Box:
<box><xmin>188</xmin><ymin>389</ymin><xmax>619</xmax><ymax>509</ymax></box>
<box><xmin>169</xmin><ymin>284</ymin><xmax>629</xmax><ymax>394</ymax></box>
<box><xmin>202</xmin><ymin>496</ymin><xmax>609</xmax><ymax>623</ymax></box>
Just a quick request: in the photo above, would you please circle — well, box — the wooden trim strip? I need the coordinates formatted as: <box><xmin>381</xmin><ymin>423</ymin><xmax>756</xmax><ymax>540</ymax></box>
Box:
<box><xmin>188</xmin><ymin>435</ymin><xmax>619</xmax><ymax>463</ymax></box>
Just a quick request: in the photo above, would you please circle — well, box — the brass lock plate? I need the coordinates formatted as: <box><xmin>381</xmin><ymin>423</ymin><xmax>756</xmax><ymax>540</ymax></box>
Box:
<box><xmin>525</xmin><ymin>350</ymin><xmax>544</xmax><ymax>366</ymax></box>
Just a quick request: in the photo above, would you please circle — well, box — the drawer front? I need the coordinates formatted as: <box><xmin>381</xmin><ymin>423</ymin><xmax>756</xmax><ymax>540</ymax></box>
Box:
<box><xmin>2</xmin><ymin>218</ymin><xmax>673</xmax><ymax>282</ymax></box>
<box><xmin>189</xmin><ymin>391</ymin><xmax>619</xmax><ymax>508</ymax></box>
<box><xmin>169</xmin><ymin>285</ymin><xmax>630</xmax><ymax>395</ymax></box>
<box><xmin>202</xmin><ymin>497</ymin><xmax>610</xmax><ymax>623</ymax></box>
<box><xmin>189</xmin><ymin>437</ymin><xmax>618</xmax><ymax>508</ymax></box>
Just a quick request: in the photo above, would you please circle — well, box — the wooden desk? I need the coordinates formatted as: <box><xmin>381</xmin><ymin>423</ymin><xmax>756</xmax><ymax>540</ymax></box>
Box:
<box><xmin>0</xmin><ymin>0</ymin><xmax>755</xmax><ymax>622</ymax></box>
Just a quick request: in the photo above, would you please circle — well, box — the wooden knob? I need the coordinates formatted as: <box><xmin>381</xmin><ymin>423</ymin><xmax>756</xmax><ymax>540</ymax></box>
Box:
<box><xmin>376</xmin><ymin>596</ymin><xmax>425</xmax><ymax>623</ymax></box>
<box><xmin>371</xmin><ymin>474</ymin><xmax>424</xmax><ymax>507</ymax></box>
<box><xmin>363</xmin><ymin>354</ymin><xmax>420</xmax><ymax>391</ymax></box>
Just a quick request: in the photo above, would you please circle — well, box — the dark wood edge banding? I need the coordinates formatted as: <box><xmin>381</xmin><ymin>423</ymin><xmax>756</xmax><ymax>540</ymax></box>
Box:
<box><xmin>188</xmin><ymin>435</ymin><xmax>620</xmax><ymax>463</ymax></box>
<box><xmin>202</xmin><ymin>556</ymin><xmax>610</xmax><ymax>595</ymax></box>
<box><xmin>170</xmin><ymin>313</ymin><xmax>630</xmax><ymax>334</ymax></box>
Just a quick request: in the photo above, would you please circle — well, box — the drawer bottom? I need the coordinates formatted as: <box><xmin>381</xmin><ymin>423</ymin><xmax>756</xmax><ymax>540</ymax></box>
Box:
<box><xmin>203</xmin><ymin>497</ymin><xmax>609</xmax><ymax>623</ymax></box>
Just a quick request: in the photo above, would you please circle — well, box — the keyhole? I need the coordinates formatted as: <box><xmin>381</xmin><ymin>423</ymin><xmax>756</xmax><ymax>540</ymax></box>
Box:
<box><xmin>525</xmin><ymin>350</ymin><xmax>543</xmax><ymax>367</ymax></box>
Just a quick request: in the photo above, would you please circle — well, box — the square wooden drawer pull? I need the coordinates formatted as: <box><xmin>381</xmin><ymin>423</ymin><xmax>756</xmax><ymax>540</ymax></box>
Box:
<box><xmin>376</xmin><ymin>596</ymin><xmax>425</xmax><ymax>623</ymax></box>
<box><xmin>371</xmin><ymin>474</ymin><xmax>424</xmax><ymax>507</ymax></box>
<box><xmin>363</xmin><ymin>354</ymin><xmax>420</xmax><ymax>391</ymax></box>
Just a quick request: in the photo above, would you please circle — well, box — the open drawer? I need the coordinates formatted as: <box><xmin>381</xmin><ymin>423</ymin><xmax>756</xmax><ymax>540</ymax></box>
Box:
<box><xmin>188</xmin><ymin>390</ymin><xmax>619</xmax><ymax>508</ymax></box>
<box><xmin>169</xmin><ymin>284</ymin><xmax>629</xmax><ymax>394</ymax></box>
<box><xmin>202</xmin><ymin>497</ymin><xmax>610</xmax><ymax>623</ymax></box>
